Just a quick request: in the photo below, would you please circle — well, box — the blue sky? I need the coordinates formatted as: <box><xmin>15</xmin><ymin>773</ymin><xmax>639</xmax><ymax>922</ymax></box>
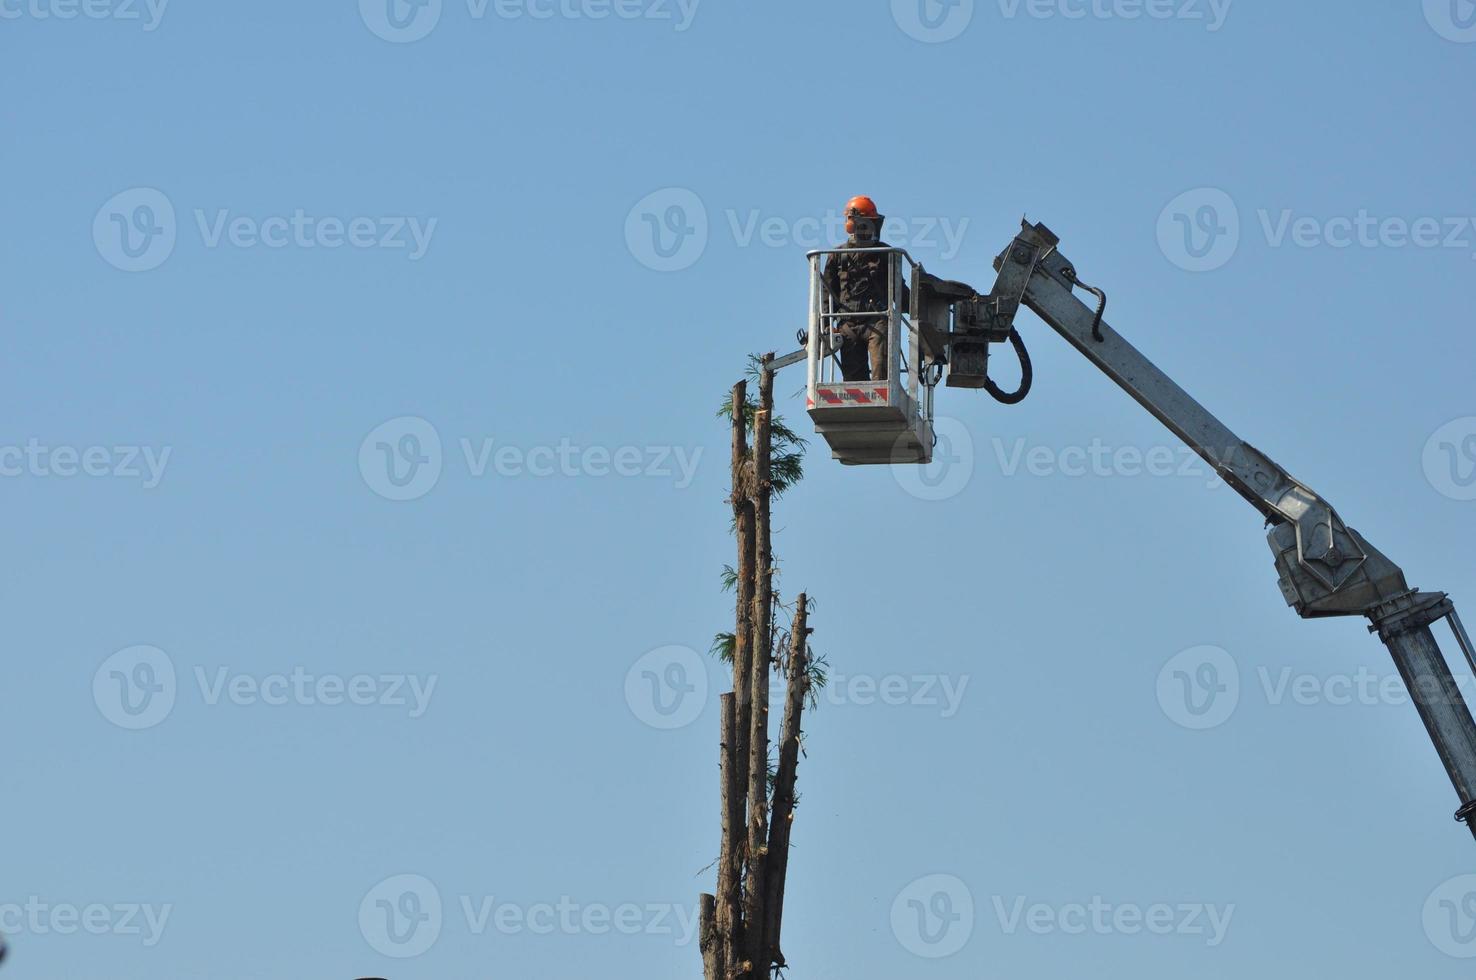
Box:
<box><xmin>4</xmin><ymin>0</ymin><xmax>1476</xmax><ymax>977</ymax></box>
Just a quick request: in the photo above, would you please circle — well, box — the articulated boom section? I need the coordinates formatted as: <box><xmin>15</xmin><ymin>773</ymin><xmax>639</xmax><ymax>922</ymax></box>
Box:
<box><xmin>985</xmin><ymin>220</ymin><xmax>1476</xmax><ymax>835</ymax></box>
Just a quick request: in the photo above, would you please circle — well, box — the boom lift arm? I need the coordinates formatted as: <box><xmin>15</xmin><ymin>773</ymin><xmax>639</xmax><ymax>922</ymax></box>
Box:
<box><xmin>970</xmin><ymin>221</ymin><xmax>1476</xmax><ymax>836</ymax></box>
<box><xmin>777</xmin><ymin>219</ymin><xmax>1476</xmax><ymax>837</ymax></box>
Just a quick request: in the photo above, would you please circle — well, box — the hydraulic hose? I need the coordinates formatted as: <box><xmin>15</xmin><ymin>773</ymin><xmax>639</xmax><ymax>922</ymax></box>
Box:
<box><xmin>984</xmin><ymin>327</ymin><xmax>1033</xmax><ymax>405</ymax></box>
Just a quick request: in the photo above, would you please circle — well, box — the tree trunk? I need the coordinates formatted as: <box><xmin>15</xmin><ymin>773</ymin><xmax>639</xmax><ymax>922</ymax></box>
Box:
<box><xmin>706</xmin><ymin>359</ymin><xmax>816</xmax><ymax>980</ymax></box>
<box><xmin>730</xmin><ymin>382</ymin><xmax>755</xmax><ymax>832</ymax></box>
<box><xmin>699</xmin><ymin>894</ymin><xmax>720</xmax><ymax>980</ymax></box>
<box><xmin>763</xmin><ymin>595</ymin><xmax>810</xmax><ymax>969</ymax></box>
<box><xmin>715</xmin><ymin>693</ymin><xmax>740</xmax><ymax>976</ymax></box>
<box><xmin>742</xmin><ymin>358</ymin><xmax>776</xmax><ymax>973</ymax></box>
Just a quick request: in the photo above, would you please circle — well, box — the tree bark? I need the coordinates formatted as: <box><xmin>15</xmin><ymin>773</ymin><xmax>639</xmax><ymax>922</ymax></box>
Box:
<box><xmin>763</xmin><ymin>595</ymin><xmax>810</xmax><ymax>969</ymax></box>
<box><xmin>699</xmin><ymin>893</ymin><xmax>719</xmax><ymax>980</ymax></box>
<box><xmin>730</xmin><ymin>382</ymin><xmax>755</xmax><ymax>831</ymax></box>
<box><xmin>742</xmin><ymin>358</ymin><xmax>776</xmax><ymax>973</ymax></box>
<box><xmin>715</xmin><ymin>693</ymin><xmax>740</xmax><ymax>976</ymax></box>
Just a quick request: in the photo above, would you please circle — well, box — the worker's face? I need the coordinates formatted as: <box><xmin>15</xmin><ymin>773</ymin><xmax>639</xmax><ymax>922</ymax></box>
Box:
<box><xmin>848</xmin><ymin>215</ymin><xmax>880</xmax><ymax>244</ymax></box>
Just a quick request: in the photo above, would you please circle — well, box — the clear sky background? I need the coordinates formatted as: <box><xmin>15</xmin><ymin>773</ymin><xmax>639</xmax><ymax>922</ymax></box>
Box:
<box><xmin>5</xmin><ymin>1</ymin><xmax>1476</xmax><ymax>977</ymax></box>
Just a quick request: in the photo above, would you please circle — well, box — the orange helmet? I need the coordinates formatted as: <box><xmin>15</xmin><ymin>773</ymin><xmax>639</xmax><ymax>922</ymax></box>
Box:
<box><xmin>844</xmin><ymin>195</ymin><xmax>883</xmax><ymax>236</ymax></box>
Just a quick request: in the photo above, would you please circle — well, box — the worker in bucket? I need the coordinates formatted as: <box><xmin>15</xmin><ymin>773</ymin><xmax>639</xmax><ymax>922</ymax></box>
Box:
<box><xmin>822</xmin><ymin>196</ymin><xmax>908</xmax><ymax>382</ymax></box>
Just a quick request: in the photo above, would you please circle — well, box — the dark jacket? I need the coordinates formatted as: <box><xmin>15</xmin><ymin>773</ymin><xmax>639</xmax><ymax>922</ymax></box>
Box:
<box><xmin>822</xmin><ymin>240</ymin><xmax>910</xmax><ymax>318</ymax></box>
